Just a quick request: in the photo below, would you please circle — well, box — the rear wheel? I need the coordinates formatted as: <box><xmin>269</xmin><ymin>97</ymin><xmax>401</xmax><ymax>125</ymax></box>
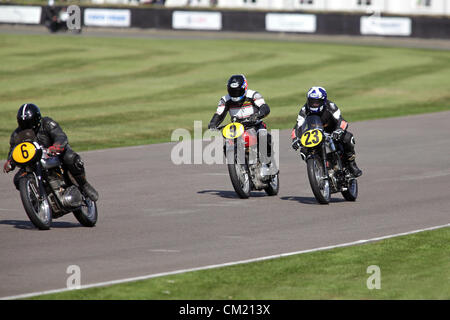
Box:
<box><xmin>307</xmin><ymin>157</ymin><xmax>330</xmax><ymax>204</ymax></box>
<box><xmin>228</xmin><ymin>163</ymin><xmax>250</xmax><ymax>199</ymax></box>
<box><xmin>342</xmin><ymin>178</ymin><xmax>358</xmax><ymax>201</ymax></box>
<box><xmin>264</xmin><ymin>173</ymin><xmax>279</xmax><ymax>196</ymax></box>
<box><xmin>19</xmin><ymin>174</ymin><xmax>52</xmax><ymax>230</ymax></box>
<box><xmin>73</xmin><ymin>196</ymin><xmax>98</xmax><ymax>227</ymax></box>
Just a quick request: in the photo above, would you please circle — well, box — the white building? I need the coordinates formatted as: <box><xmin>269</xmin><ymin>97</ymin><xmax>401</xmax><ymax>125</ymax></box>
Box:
<box><xmin>165</xmin><ymin>0</ymin><xmax>450</xmax><ymax>16</ymax></box>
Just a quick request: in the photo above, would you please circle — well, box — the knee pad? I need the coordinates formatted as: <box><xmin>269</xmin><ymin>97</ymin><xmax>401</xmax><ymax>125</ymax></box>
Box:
<box><xmin>64</xmin><ymin>152</ymin><xmax>85</xmax><ymax>176</ymax></box>
<box><xmin>257</xmin><ymin>129</ymin><xmax>272</xmax><ymax>160</ymax></box>
<box><xmin>342</xmin><ymin>132</ymin><xmax>354</xmax><ymax>145</ymax></box>
<box><xmin>258</xmin><ymin>129</ymin><xmax>272</xmax><ymax>145</ymax></box>
<box><xmin>350</xmin><ymin>136</ymin><xmax>356</xmax><ymax>146</ymax></box>
<box><xmin>342</xmin><ymin>132</ymin><xmax>355</xmax><ymax>154</ymax></box>
<box><xmin>74</xmin><ymin>156</ymin><xmax>85</xmax><ymax>172</ymax></box>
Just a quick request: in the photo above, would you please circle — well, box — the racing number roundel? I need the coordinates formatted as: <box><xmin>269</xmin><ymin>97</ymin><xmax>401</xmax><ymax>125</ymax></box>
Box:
<box><xmin>300</xmin><ymin>129</ymin><xmax>323</xmax><ymax>148</ymax></box>
<box><xmin>12</xmin><ymin>142</ymin><xmax>37</xmax><ymax>164</ymax></box>
<box><xmin>222</xmin><ymin>122</ymin><xmax>245</xmax><ymax>139</ymax></box>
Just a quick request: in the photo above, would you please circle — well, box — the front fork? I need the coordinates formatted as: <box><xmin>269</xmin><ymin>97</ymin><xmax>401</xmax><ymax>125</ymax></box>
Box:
<box><xmin>224</xmin><ymin>137</ymin><xmax>248</xmax><ymax>165</ymax></box>
<box><xmin>321</xmin><ymin>144</ymin><xmax>330</xmax><ymax>183</ymax></box>
<box><xmin>303</xmin><ymin>148</ymin><xmax>329</xmax><ymax>189</ymax></box>
<box><xmin>26</xmin><ymin>164</ymin><xmax>46</xmax><ymax>202</ymax></box>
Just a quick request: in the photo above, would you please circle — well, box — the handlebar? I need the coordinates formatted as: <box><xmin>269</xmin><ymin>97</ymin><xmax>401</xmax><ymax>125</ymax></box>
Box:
<box><xmin>231</xmin><ymin>116</ymin><xmax>262</xmax><ymax>127</ymax></box>
<box><xmin>211</xmin><ymin>116</ymin><xmax>262</xmax><ymax>131</ymax></box>
<box><xmin>42</xmin><ymin>148</ymin><xmax>61</xmax><ymax>159</ymax></box>
<box><xmin>42</xmin><ymin>149</ymin><xmax>51</xmax><ymax>159</ymax></box>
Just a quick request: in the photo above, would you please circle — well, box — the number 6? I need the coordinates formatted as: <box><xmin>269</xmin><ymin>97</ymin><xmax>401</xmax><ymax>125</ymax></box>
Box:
<box><xmin>20</xmin><ymin>144</ymin><xmax>29</xmax><ymax>159</ymax></box>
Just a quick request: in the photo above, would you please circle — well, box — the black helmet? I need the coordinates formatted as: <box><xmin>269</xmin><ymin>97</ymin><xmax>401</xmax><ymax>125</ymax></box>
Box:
<box><xmin>17</xmin><ymin>103</ymin><xmax>42</xmax><ymax>131</ymax></box>
<box><xmin>227</xmin><ymin>74</ymin><xmax>248</xmax><ymax>102</ymax></box>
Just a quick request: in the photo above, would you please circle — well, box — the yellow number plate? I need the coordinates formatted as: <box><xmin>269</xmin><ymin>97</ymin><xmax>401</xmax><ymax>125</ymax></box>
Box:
<box><xmin>12</xmin><ymin>142</ymin><xmax>38</xmax><ymax>164</ymax></box>
<box><xmin>222</xmin><ymin>122</ymin><xmax>245</xmax><ymax>139</ymax></box>
<box><xmin>300</xmin><ymin>129</ymin><xmax>323</xmax><ymax>148</ymax></box>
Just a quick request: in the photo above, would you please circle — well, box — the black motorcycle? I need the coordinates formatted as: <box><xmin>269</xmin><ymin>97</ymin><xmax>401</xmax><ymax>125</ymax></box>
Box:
<box><xmin>10</xmin><ymin>132</ymin><xmax>97</xmax><ymax>230</ymax></box>
<box><xmin>294</xmin><ymin>115</ymin><xmax>358</xmax><ymax>204</ymax></box>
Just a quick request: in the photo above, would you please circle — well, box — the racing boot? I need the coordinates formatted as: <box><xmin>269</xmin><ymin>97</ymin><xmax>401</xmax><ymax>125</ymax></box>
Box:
<box><xmin>346</xmin><ymin>154</ymin><xmax>362</xmax><ymax>177</ymax></box>
<box><xmin>74</xmin><ymin>174</ymin><xmax>99</xmax><ymax>202</ymax></box>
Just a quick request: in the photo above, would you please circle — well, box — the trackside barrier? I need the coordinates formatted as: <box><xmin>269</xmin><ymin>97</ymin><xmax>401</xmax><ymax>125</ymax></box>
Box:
<box><xmin>0</xmin><ymin>4</ymin><xmax>449</xmax><ymax>39</ymax></box>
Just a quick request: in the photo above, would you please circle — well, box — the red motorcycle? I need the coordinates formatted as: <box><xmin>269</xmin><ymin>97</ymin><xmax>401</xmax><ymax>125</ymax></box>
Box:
<box><xmin>221</xmin><ymin>117</ymin><xmax>279</xmax><ymax>199</ymax></box>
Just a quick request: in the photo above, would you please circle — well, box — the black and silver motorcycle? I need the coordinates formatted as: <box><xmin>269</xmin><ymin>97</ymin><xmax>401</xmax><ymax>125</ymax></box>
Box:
<box><xmin>10</xmin><ymin>133</ymin><xmax>97</xmax><ymax>230</ymax></box>
<box><xmin>295</xmin><ymin>115</ymin><xmax>358</xmax><ymax>204</ymax></box>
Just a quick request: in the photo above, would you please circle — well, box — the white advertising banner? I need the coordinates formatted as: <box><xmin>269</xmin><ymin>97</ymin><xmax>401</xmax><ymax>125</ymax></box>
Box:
<box><xmin>360</xmin><ymin>16</ymin><xmax>412</xmax><ymax>36</ymax></box>
<box><xmin>266</xmin><ymin>13</ymin><xmax>316</xmax><ymax>33</ymax></box>
<box><xmin>84</xmin><ymin>8</ymin><xmax>131</xmax><ymax>27</ymax></box>
<box><xmin>172</xmin><ymin>11</ymin><xmax>222</xmax><ymax>30</ymax></box>
<box><xmin>0</xmin><ymin>6</ymin><xmax>42</xmax><ymax>24</ymax></box>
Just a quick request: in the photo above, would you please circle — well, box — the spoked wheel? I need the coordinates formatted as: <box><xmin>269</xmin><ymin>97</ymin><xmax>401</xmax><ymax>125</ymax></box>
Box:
<box><xmin>19</xmin><ymin>174</ymin><xmax>52</xmax><ymax>230</ymax></box>
<box><xmin>73</xmin><ymin>196</ymin><xmax>98</xmax><ymax>227</ymax></box>
<box><xmin>342</xmin><ymin>178</ymin><xmax>358</xmax><ymax>201</ymax></box>
<box><xmin>228</xmin><ymin>163</ymin><xmax>251</xmax><ymax>199</ymax></box>
<box><xmin>307</xmin><ymin>157</ymin><xmax>330</xmax><ymax>204</ymax></box>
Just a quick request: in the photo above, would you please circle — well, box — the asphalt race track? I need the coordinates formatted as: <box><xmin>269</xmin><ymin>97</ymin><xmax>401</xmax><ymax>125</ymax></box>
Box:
<box><xmin>1</xmin><ymin>111</ymin><xmax>449</xmax><ymax>298</ymax></box>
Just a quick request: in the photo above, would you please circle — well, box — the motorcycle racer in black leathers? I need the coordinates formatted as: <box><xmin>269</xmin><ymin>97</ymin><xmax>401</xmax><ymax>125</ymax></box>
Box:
<box><xmin>208</xmin><ymin>74</ymin><xmax>274</xmax><ymax>165</ymax></box>
<box><xmin>3</xmin><ymin>103</ymin><xmax>99</xmax><ymax>202</ymax></box>
<box><xmin>291</xmin><ymin>87</ymin><xmax>362</xmax><ymax>177</ymax></box>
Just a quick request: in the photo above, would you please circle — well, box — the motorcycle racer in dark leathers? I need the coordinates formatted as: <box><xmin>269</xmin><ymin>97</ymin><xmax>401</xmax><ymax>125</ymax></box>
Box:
<box><xmin>3</xmin><ymin>103</ymin><xmax>99</xmax><ymax>202</ymax></box>
<box><xmin>291</xmin><ymin>87</ymin><xmax>362</xmax><ymax>177</ymax></box>
<box><xmin>208</xmin><ymin>74</ymin><xmax>274</xmax><ymax>166</ymax></box>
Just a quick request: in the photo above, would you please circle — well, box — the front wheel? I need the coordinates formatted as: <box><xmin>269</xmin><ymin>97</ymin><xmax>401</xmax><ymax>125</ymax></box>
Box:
<box><xmin>342</xmin><ymin>178</ymin><xmax>358</xmax><ymax>201</ymax></box>
<box><xmin>228</xmin><ymin>163</ymin><xmax>251</xmax><ymax>199</ymax></box>
<box><xmin>73</xmin><ymin>197</ymin><xmax>98</xmax><ymax>227</ymax></box>
<box><xmin>307</xmin><ymin>157</ymin><xmax>330</xmax><ymax>204</ymax></box>
<box><xmin>19</xmin><ymin>174</ymin><xmax>52</xmax><ymax>230</ymax></box>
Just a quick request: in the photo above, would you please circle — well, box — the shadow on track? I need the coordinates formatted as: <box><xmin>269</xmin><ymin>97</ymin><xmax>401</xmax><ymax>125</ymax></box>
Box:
<box><xmin>280</xmin><ymin>196</ymin><xmax>347</xmax><ymax>205</ymax></box>
<box><xmin>198</xmin><ymin>190</ymin><xmax>267</xmax><ymax>199</ymax></box>
<box><xmin>0</xmin><ymin>220</ymin><xmax>81</xmax><ymax>230</ymax></box>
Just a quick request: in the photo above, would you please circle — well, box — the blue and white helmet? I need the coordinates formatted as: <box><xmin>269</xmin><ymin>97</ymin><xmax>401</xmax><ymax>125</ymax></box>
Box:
<box><xmin>306</xmin><ymin>86</ymin><xmax>327</xmax><ymax>113</ymax></box>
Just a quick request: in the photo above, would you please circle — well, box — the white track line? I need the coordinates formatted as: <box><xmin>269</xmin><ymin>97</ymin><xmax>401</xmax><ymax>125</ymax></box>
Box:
<box><xmin>2</xmin><ymin>223</ymin><xmax>449</xmax><ymax>300</ymax></box>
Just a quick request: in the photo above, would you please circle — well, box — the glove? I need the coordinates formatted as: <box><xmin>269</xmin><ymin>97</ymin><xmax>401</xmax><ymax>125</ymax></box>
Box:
<box><xmin>248</xmin><ymin>113</ymin><xmax>261</xmax><ymax>122</ymax></box>
<box><xmin>300</xmin><ymin>147</ymin><xmax>307</xmax><ymax>160</ymax></box>
<box><xmin>332</xmin><ymin>129</ymin><xmax>344</xmax><ymax>141</ymax></box>
<box><xmin>48</xmin><ymin>143</ymin><xmax>64</xmax><ymax>156</ymax></box>
<box><xmin>292</xmin><ymin>139</ymin><xmax>301</xmax><ymax>151</ymax></box>
<box><xmin>3</xmin><ymin>160</ymin><xmax>13</xmax><ymax>173</ymax></box>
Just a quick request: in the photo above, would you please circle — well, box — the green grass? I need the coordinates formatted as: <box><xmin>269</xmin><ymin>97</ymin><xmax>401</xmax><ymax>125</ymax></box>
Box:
<box><xmin>1</xmin><ymin>33</ymin><xmax>450</xmax><ymax>159</ymax></box>
<box><xmin>30</xmin><ymin>227</ymin><xmax>450</xmax><ymax>300</ymax></box>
